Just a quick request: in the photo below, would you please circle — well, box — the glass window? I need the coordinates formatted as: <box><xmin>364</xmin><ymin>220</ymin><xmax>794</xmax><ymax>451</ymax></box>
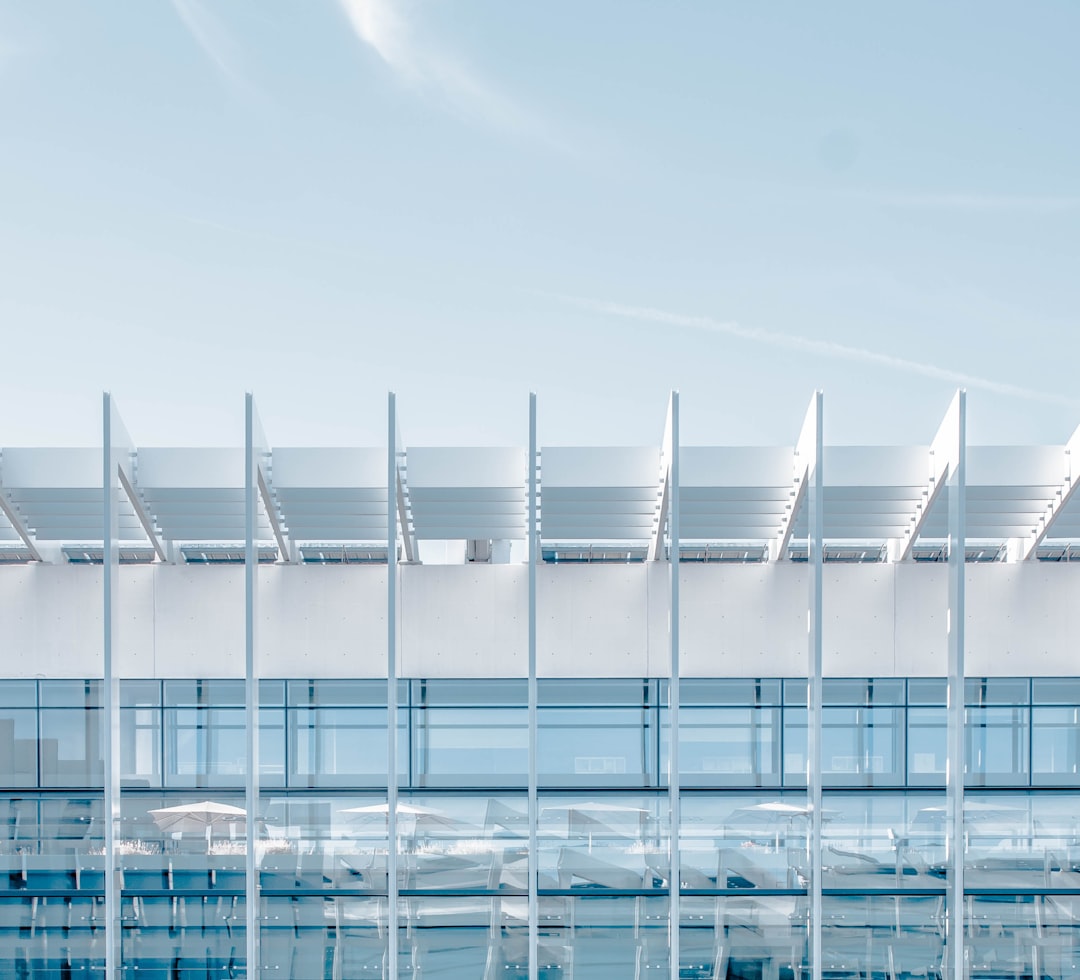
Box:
<box><xmin>821</xmin><ymin>707</ymin><xmax>905</xmax><ymax>787</ymax></box>
<box><xmin>289</xmin><ymin>707</ymin><xmax>402</xmax><ymax>788</ymax></box>
<box><xmin>164</xmin><ymin>679</ymin><xmax>245</xmax><ymax>708</ymax></box>
<box><xmin>539</xmin><ymin>680</ymin><xmax>655</xmax><ymax>788</ymax></box>
<box><xmin>671</xmin><ymin>706</ymin><xmax>780</xmax><ymax>788</ymax></box>
<box><xmin>966</xmin><ymin>707</ymin><xmax>1029</xmax><ymax>787</ymax></box>
<box><xmin>0</xmin><ymin>707</ymin><xmax>37</xmax><ymax>786</ymax></box>
<box><xmin>165</xmin><ymin>705</ymin><xmax>247</xmax><ymax>787</ymax></box>
<box><xmin>40</xmin><ymin>680</ymin><xmax>102</xmax><ymax>708</ymax></box>
<box><xmin>260</xmin><ymin>708</ymin><xmax>285</xmax><ymax>788</ymax></box>
<box><xmin>0</xmin><ymin>681</ymin><xmax>37</xmax><ymax>708</ymax></box>
<box><xmin>539</xmin><ymin>679</ymin><xmax>649</xmax><ymax>706</ymax></box>
<box><xmin>908</xmin><ymin>679</ymin><xmax>946</xmax><ymax>705</ymax></box>
<box><xmin>415</xmin><ymin>707</ymin><xmax>527</xmax><ymax>787</ymax></box>
<box><xmin>678</xmin><ymin>678</ymin><xmax>782</xmax><ymax>706</ymax></box>
<box><xmin>822</xmin><ymin>678</ymin><xmax>905</xmax><ymax>706</ymax></box>
<box><xmin>40</xmin><ymin>706</ymin><xmax>103</xmax><ymax>787</ymax></box>
<box><xmin>1032</xmin><ymin>706</ymin><xmax>1080</xmax><ymax>784</ymax></box>
<box><xmin>539</xmin><ymin>707</ymin><xmax>653</xmax><ymax>788</ymax></box>
<box><xmin>418</xmin><ymin>678</ymin><xmax>527</xmax><ymax>706</ymax></box>
<box><xmin>1033</xmin><ymin>678</ymin><xmax>1080</xmax><ymax>705</ymax></box>
<box><xmin>121</xmin><ymin>704</ymin><xmax>162</xmax><ymax>788</ymax></box>
<box><xmin>783</xmin><ymin>708</ymin><xmax>808</xmax><ymax>787</ymax></box>
<box><xmin>907</xmin><ymin>707</ymin><xmax>946</xmax><ymax>786</ymax></box>
<box><xmin>287</xmin><ymin>679</ymin><xmax>387</xmax><ymax>707</ymax></box>
<box><xmin>965</xmin><ymin>678</ymin><xmax>1029</xmax><ymax>706</ymax></box>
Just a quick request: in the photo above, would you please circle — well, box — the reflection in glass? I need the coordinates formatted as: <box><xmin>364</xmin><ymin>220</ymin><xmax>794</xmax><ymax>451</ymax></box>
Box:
<box><xmin>966</xmin><ymin>707</ymin><xmax>1029</xmax><ymax>786</ymax></box>
<box><xmin>39</xmin><ymin>707</ymin><xmax>104</xmax><ymax>787</ymax></box>
<box><xmin>680</xmin><ymin>793</ymin><xmax>810</xmax><ymax>893</ymax></box>
<box><xmin>539</xmin><ymin>793</ymin><xmax>667</xmax><ymax>893</ymax></box>
<box><xmin>681</xmin><ymin>895</ymin><xmax>807</xmax><ymax>980</ymax></box>
<box><xmin>414</xmin><ymin>707</ymin><xmax>528</xmax><ymax>787</ymax></box>
<box><xmin>821</xmin><ymin>792</ymin><xmax>949</xmax><ymax>888</ymax></box>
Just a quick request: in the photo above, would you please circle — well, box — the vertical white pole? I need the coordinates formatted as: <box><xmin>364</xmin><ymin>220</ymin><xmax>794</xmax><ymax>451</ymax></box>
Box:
<box><xmin>668</xmin><ymin>392</ymin><xmax>681</xmax><ymax>980</ymax></box>
<box><xmin>806</xmin><ymin>391</ymin><xmax>824</xmax><ymax>980</ymax></box>
<box><xmin>387</xmin><ymin>392</ymin><xmax>400</xmax><ymax>980</ymax></box>
<box><xmin>946</xmin><ymin>391</ymin><xmax>967</xmax><ymax>980</ymax></box>
<box><xmin>528</xmin><ymin>393</ymin><xmax>539</xmax><ymax>980</ymax></box>
<box><xmin>244</xmin><ymin>394</ymin><xmax>261</xmax><ymax>977</ymax></box>
<box><xmin>102</xmin><ymin>394</ymin><xmax>122</xmax><ymax>979</ymax></box>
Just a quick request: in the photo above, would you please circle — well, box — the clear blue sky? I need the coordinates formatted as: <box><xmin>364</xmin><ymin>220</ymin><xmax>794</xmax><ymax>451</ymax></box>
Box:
<box><xmin>1</xmin><ymin>1</ymin><xmax>1077</xmax><ymax>449</ymax></box>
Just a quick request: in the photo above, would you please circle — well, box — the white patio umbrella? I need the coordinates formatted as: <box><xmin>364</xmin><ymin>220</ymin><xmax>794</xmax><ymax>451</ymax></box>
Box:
<box><xmin>725</xmin><ymin>801</ymin><xmax>819</xmax><ymax>853</ymax></box>
<box><xmin>340</xmin><ymin>802</ymin><xmax>444</xmax><ymax>818</ymax></box>
<box><xmin>541</xmin><ymin>802</ymin><xmax>648</xmax><ymax>851</ymax></box>
<box><xmin>726</xmin><ymin>801</ymin><xmax>813</xmax><ymax>821</ymax></box>
<box><xmin>339</xmin><ymin>802</ymin><xmax>459</xmax><ymax>842</ymax></box>
<box><xmin>148</xmin><ymin>801</ymin><xmax>247</xmax><ymax>850</ymax></box>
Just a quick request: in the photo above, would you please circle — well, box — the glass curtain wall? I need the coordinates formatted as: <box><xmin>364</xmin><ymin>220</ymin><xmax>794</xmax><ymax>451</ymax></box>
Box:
<box><xmin>4</xmin><ymin>676</ymin><xmax>1080</xmax><ymax>977</ymax></box>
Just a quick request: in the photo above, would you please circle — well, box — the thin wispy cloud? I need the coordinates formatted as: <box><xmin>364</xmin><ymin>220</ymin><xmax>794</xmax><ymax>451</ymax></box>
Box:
<box><xmin>846</xmin><ymin>189</ymin><xmax>1080</xmax><ymax>214</ymax></box>
<box><xmin>337</xmin><ymin>0</ymin><xmax>565</xmax><ymax>149</ymax></box>
<box><xmin>170</xmin><ymin>0</ymin><xmax>256</xmax><ymax>95</ymax></box>
<box><xmin>564</xmin><ymin>296</ymin><xmax>1078</xmax><ymax>407</ymax></box>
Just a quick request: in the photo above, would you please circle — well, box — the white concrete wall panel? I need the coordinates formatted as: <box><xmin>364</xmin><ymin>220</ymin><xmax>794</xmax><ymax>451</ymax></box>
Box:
<box><xmin>646</xmin><ymin>561</ymin><xmax>670</xmax><ymax>677</ymax></box>
<box><xmin>152</xmin><ymin>565</ymin><xmax>245</xmax><ymax>678</ymax></box>
<box><xmin>679</xmin><ymin>564</ymin><xmax>808</xmax><ymax>677</ymax></box>
<box><xmin>537</xmin><ymin>564</ymin><xmax>649</xmax><ymax>677</ymax></box>
<box><xmin>6</xmin><ymin>559</ymin><xmax>1080</xmax><ymax>679</ymax></box>
<box><xmin>967</xmin><ymin>563</ymin><xmax>1080</xmax><ymax>675</ymax></box>
<box><xmin>260</xmin><ymin>565</ymin><xmax>388</xmax><ymax>677</ymax></box>
<box><xmin>894</xmin><ymin>563</ymin><xmax>947</xmax><ymax>676</ymax></box>
<box><xmin>400</xmin><ymin>564</ymin><xmax>526</xmax><ymax>677</ymax></box>
<box><xmin>0</xmin><ymin>565</ymin><xmax>102</xmax><ymax>677</ymax></box>
<box><xmin>823</xmin><ymin>565</ymin><xmax>895</xmax><ymax>675</ymax></box>
<box><xmin>116</xmin><ymin>565</ymin><xmax>156</xmax><ymax>676</ymax></box>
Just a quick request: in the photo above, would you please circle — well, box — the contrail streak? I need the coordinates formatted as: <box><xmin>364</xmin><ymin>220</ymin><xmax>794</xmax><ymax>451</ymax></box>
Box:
<box><xmin>567</xmin><ymin>296</ymin><xmax>1077</xmax><ymax>407</ymax></box>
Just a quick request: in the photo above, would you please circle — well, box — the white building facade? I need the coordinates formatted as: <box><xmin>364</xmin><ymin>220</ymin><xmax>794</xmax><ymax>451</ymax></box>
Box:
<box><xmin>1</xmin><ymin>391</ymin><xmax>1080</xmax><ymax>979</ymax></box>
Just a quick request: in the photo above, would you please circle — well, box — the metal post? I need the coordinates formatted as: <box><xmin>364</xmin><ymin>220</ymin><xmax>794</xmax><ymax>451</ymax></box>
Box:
<box><xmin>945</xmin><ymin>391</ymin><xmax>967</xmax><ymax>980</ymax></box>
<box><xmin>244</xmin><ymin>394</ymin><xmax>262</xmax><ymax>977</ymax></box>
<box><xmin>102</xmin><ymin>394</ymin><xmax>123</xmax><ymax>979</ymax></box>
<box><xmin>806</xmin><ymin>391</ymin><xmax>824</xmax><ymax>980</ymax></box>
<box><xmin>388</xmin><ymin>392</ymin><xmax>400</xmax><ymax>980</ymax></box>
<box><xmin>667</xmin><ymin>392</ymin><xmax>681</xmax><ymax>980</ymax></box>
<box><xmin>528</xmin><ymin>393</ymin><xmax>539</xmax><ymax>980</ymax></box>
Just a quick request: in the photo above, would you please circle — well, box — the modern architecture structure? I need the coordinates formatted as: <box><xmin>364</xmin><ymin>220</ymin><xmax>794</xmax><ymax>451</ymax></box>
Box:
<box><xmin>2</xmin><ymin>390</ymin><xmax>1080</xmax><ymax>979</ymax></box>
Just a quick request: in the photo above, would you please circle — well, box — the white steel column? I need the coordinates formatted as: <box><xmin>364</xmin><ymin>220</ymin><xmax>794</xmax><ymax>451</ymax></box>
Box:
<box><xmin>102</xmin><ymin>393</ymin><xmax>126</xmax><ymax>979</ymax></box>
<box><xmin>803</xmin><ymin>392</ymin><xmax>824</xmax><ymax>980</ymax></box>
<box><xmin>244</xmin><ymin>394</ymin><xmax>263</xmax><ymax>977</ymax></box>
<box><xmin>528</xmin><ymin>393</ymin><xmax>539</xmax><ymax>980</ymax></box>
<box><xmin>666</xmin><ymin>392</ymin><xmax>681</xmax><ymax>980</ymax></box>
<box><xmin>944</xmin><ymin>391</ymin><xmax>967</xmax><ymax>980</ymax></box>
<box><xmin>388</xmin><ymin>392</ymin><xmax>401</xmax><ymax>980</ymax></box>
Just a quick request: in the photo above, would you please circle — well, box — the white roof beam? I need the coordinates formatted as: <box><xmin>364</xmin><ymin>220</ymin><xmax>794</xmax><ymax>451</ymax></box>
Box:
<box><xmin>395</xmin><ymin>421</ymin><xmax>417</xmax><ymax>564</ymax></box>
<box><xmin>1014</xmin><ymin>422</ymin><xmax>1080</xmax><ymax>561</ymax></box>
<box><xmin>0</xmin><ymin>489</ymin><xmax>43</xmax><ymax>562</ymax></box>
<box><xmin>257</xmin><ymin>465</ymin><xmax>292</xmax><ymax>563</ymax></box>
<box><xmin>771</xmin><ymin>393</ymin><xmax>820</xmax><ymax>562</ymax></box>
<box><xmin>648</xmin><ymin>393</ymin><xmax>676</xmax><ymax>561</ymax></box>
<box><xmin>118</xmin><ymin>463</ymin><xmax>168</xmax><ymax>562</ymax></box>
<box><xmin>888</xmin><ymin>392</ymin><xmax>964</xmax><ymax>562</ymax></box>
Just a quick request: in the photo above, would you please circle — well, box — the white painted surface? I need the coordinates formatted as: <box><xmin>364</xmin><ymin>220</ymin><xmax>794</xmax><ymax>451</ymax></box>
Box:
<box><xmin>680</xmin><ymin>564</ymin><xmax>808</xmax><ymax>677</ymax></box>
<box><xmin>894</xmin><ymin>563</ymin><xmax>947</xmax><ymax>676</ymax></box>
<box><xmin>823</xmin><ymin>565</ymin><xmax>895</xmax><ymax>675</ymax></box>
<box><xmin>151</xmin><ymin>565</ymin><xmax>245</xmax><ymax>677</ymax></box>
<box><xmin>116</xmin><ymin>565</ymin><xmax>156</xmax><ymax>676</ymax></box>
<box><xmin>260</xmin><ymin>565</ymin><xmax>388</xmax><ymax>677</ymax></box>
<box><xmin>0</xmin><ymin>565</ymin><xmax>102</xmax><ymax>676</ymax></box>
<box><xmin>4</xmin><ymin>559</ymin><xmax>1080</xmax><ymax>679</ymax></box>
<box><xmin>967</xmin><ymin>563</ymin><xmax>1080</xmax><ymax>675</ymax></box>
<box><xmin>537</xmin><ymin>564</ymin><xmax>650</xmax><ymax>676</ymax></box>
<box><xmin>400</xmin><ymin>564</ymin><xmax>526</xmax><ymax>676</ymax></box>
